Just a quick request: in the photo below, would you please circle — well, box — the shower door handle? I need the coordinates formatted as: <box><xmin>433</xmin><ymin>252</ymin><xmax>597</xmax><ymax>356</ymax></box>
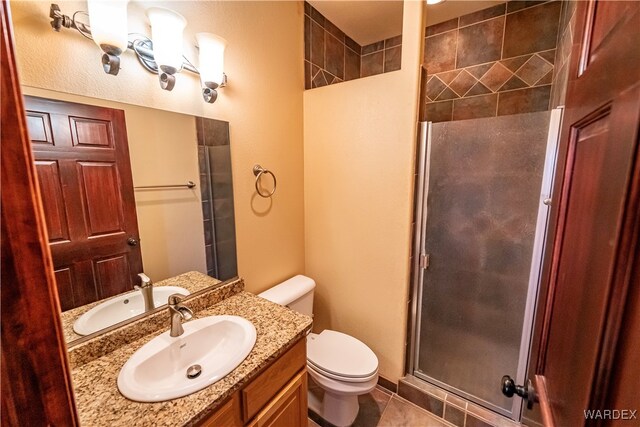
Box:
<box><xmin>501</xmin><ymin>375</ymin><xmax>538</xmax><ymax>409</ymax></box>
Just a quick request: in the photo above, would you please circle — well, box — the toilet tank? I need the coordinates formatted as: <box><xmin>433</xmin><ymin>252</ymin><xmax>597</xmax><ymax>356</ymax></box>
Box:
<box><xmin>258</xmin><ymin>275</ymin><xmax>315</xmax><ymax>317</ymax></box>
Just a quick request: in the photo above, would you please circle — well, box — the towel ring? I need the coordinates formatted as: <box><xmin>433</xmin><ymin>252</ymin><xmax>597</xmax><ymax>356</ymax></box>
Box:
<box><xmin>253</xmin><ymin>164</ymin><xmax>277</xmax><ymax>198</ymax></box>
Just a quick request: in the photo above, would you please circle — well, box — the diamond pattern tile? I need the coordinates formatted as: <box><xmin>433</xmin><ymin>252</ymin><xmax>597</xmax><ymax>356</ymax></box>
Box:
<box><xmin>437</xmin><ymin>69</ymin><xmax>462</xmax><ymax>85</ymax></box>
<box><xmin>500</xmin><ymin>54</ymin><xmax>531</xmax><ymax>72</ymax></box>
<box><xmin>480</xmin><ymin>62</ymin><xmax>513</xmax><ymax>92</ymax></box>
<box><xmin>436</xmin><ymin>87</ymin><xmax>459</xmax><ymax>101</ymax></box>
<box><xmin>466</xmin><ymin>81</ymin><xmax>492</xmax><ymax>96</ymax></box>
<box><xmin>516</xmin><ymin>54</ymin><xmax>553</xmax><ymax>85</ymax></box>
<box><xmin>500</xmin><ymin>75</ymin><xmax>528</xmax><ymax>91</ymax></box>
<box><xmin>449</xmin><ymin>70</ymin><xmax>477</xmax><ymax>97</ymax></box>
<box><xmin>466</xmin><ymin>63</ymin><xmax>494</xmax><ymax>79</ymax></box>
<box><xmin>427</xmin><ymin>76</ymin><xmax>447</xmax><ymax>101</ymax></box>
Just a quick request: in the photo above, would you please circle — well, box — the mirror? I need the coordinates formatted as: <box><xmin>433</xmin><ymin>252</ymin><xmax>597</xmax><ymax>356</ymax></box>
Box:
<box><xmin>21</xmin><ymin>89</ymin><xmax>238</xmax><ymax>345</ymax></box>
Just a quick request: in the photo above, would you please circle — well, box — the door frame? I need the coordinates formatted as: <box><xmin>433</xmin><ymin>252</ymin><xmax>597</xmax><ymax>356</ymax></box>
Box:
<box><xmin>1</xmin><ymin>2</ymin><xmax>79</xmax><ymax>424</ymax></box>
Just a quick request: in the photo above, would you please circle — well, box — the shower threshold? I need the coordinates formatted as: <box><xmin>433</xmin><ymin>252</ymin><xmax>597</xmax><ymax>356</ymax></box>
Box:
<box><xmin>399</xmin><ymin>375</ymin><xmax>525</xmax><ymax>427</ymax></box>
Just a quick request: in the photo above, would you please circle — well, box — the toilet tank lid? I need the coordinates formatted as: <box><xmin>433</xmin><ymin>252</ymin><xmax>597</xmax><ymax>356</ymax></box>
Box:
<box><xmin>258</xmin><ymin>275</ymin><xmax>315</xmax><ymax>306</ymax></box>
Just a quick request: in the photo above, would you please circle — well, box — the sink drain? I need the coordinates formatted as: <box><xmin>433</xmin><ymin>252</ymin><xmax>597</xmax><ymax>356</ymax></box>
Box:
<box><xmin>186</xmin><ymin>364</ymin><xmax>202</xmax><ymax>379</ymax></box>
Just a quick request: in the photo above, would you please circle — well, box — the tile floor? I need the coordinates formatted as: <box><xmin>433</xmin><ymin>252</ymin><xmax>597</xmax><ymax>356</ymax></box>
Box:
<box><xmin>308</xmin><ymin>385</ymin><xmax>451</xmax><ymax>427</ymax></box>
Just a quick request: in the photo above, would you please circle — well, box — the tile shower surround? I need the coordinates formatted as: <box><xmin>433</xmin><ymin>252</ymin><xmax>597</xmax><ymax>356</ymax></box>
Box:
<box><xmin>422</xmin><ymin>0</ymin><xmax>562</xmax><ymax>122</ymax></box>
<box><xmin>304</xmin><ymin>1</ymin><xmax>401</xmax><ymax>89</ymax></box>
<box><xmin>196</xmin><ymin>117</ymin><xmax>238</xmax><ymax>281</ymax></box>
<box><xmin>550</xmin><ymin>0</ymin><xmax>578</xmax><ymax>108</ymax></box>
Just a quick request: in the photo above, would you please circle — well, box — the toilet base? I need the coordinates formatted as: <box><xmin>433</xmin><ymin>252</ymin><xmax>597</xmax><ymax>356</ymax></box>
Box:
<box><xmin>308</xmin><ymin>372</ymin><xmax>377</xmax><ymax>427</ymax></box>
<box><xmin>308</xmin><ymin>389</ymin><xmax>360</xmax><ymax>427</ymax></box>
<box><xmin>322</xmin><ymin>391</ymin><xmax>359</xmax><ymax>426</ymax></box>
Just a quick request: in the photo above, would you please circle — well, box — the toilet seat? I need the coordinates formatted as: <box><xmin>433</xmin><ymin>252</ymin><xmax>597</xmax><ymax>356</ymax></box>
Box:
<box><xmin>307</xmin><ymin>330</ymin><xmax>378</xmax><ymax>383</ymax></box>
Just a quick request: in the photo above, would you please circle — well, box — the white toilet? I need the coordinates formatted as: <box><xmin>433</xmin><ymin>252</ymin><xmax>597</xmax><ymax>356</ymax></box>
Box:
<box><xmin>258</xmin><ymin>275</ymin><xmax>379</xmax><ymax>427</ymax></box>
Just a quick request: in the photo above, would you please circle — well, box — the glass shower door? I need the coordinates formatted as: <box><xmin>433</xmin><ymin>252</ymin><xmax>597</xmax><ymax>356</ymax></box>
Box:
<box><xmin>413</xmin><ymin>110</ymin><xmax>556</xmax><ymax>418</ymax></box>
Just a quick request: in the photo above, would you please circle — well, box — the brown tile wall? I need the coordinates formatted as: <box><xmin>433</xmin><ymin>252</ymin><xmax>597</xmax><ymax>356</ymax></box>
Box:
<box><xmin>550</xmin><ymin>1</ymin><xmax>578</xmax><ymax>108</ymax></box>
<box><xmin>422</xmin><ymin>1</ymin><xmax>562</xmax><ymax>122</ymax></box>
<box><xmin>304</xmin><ymin>1</ymin><xmax>402</xmax><ymax>90</ymax></box>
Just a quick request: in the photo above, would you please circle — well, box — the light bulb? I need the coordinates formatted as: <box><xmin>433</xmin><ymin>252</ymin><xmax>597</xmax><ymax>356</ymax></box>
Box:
<box><xmin>196</xmin><ymin>33</ymin><xmax>227</xmax><ymax>88</ymax></box>
<box><xmin>87</xmin><ymin>0</ymin><xmax>129</xmax><ymax>55</ymax></box>
<box><xmin>146</xmin><ymin>7</ymin><xmax>187</xmax><ymax>75</ymax></box>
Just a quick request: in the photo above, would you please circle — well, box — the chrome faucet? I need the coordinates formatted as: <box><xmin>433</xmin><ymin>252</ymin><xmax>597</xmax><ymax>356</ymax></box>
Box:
<box><xmin>135</xmin><ymin>273</ymin><xmax>155</xmax><ymax>312</ymax></box>
<box><xmin>168</xmin><ymin>294</ymin><xmax>193</xmax><ymax>337</ymax></box>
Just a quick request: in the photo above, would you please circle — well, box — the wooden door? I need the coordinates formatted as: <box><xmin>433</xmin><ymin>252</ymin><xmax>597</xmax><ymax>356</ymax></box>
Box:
<box><xmin>533</xmin><ymin>1</ymin><xmax>640</xmax><ymax>426</ymax></box>
<box><xmin>1</xmin><ymin>2</ymin><xmax>78</xmax><ymax>424</ymax></box>
<box><xmin>24</xmin><ymin>96</ymin><xmax>143</xmax><ymax>311</ymax></box>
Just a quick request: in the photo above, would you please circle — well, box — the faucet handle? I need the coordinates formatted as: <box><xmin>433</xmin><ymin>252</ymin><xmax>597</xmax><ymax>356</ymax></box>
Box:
<box><xmin>168</xmin><ymin>293</ymin><xmax>187</xmax><ymax>306</ymax></box>
<box><xmin>138</xmin><ymin>273</ymin><xmax>152</xmax><ymax>287</ymax></box>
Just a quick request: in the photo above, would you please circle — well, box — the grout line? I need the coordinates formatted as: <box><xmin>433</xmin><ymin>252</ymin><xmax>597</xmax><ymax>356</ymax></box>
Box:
<box><xmin>500</xmin><ymin>11</ymin><xmax>507</xmax><ymax>61</ymax></box>
<box><xmin>458</xmin><ymin>13</ymin><xmax>504</xmax><ymax>31</ymax></box>
<box><xmin>453</xmin><ymin>26</ymin><xmax>459</xmax><ymax>70</ymax></box>
<box><xmin>505</xmin><ymin>0</ymin><xmax>554</xmax><ymax>16</ymax></box>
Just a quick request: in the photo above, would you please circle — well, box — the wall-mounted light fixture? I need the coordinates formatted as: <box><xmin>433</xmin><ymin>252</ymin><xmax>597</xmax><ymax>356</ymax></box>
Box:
<box><xmin>48</xmin><ymin>3</ymin><xmax>227</xmax><ymax>103</ymax></box>
<box><xmin>196</xmin><ymin>33</ymin><xmax>227</xmax><ymax>103</ymax></box>
<box><xmin>86</xmin><ymin>0</ymin><xmax>129</xmax><ymax>75</ymax></box>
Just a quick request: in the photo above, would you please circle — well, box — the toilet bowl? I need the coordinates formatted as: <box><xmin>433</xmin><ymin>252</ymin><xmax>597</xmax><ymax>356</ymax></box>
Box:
<box><xmin>258</xmin><ymin>275</ymin><xmax>379</xmax><ymax>427</ymax></box>
<box><xmin>306</xmin><ymin>330</ymin><xmax>378</xmax><ymax>426</ymax></box>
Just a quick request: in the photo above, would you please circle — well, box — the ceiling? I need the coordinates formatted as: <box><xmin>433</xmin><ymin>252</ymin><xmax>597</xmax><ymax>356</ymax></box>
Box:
<box><xmin>307</xmin><ymin>1</ymin><xmax>507</xmax><ymax>46</ymax></box>
<box><xmin>307</xmin><ymin>0</ymin><xmax>404</xmax><ymax>46</ymax></box>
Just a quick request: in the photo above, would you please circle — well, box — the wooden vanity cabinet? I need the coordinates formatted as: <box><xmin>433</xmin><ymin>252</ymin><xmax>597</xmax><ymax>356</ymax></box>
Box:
<box><xmin>197</xmin><ymin>337</ymin><xmax>308</xmax><ymax>427</ymax></box>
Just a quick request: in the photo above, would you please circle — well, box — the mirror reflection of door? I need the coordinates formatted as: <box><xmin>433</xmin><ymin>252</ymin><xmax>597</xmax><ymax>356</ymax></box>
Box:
<box><xmin>24</xmin><ymin>96</ymin><xmax>143</xmax><ymax>311</ymax></box>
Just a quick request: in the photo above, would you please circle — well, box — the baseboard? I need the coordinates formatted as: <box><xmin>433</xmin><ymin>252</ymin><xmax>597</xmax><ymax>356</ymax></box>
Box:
<box><xmin>377</xmin><ymin>375</ymin><xmax>398</xmax><ymax>394</ymax></box>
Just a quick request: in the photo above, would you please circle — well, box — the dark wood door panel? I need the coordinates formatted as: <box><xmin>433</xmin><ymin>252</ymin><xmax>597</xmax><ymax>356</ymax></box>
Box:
<box><xmin>25</xmin><ymin>110</ymin><xmax>54</xmax><ymax>145</ymax></box>
<box><xmin>76</xmin><ymin>161</ymin><xmax>126</xmax><ymax>236</ymax></box>
<box><xmin>589</xmin><ymin>1</ymin><xmax>637</xmax><ymax>63</ymax></box>
<box><xmin>95</xmin><ymin>254</ymin><xmax>132</xmax><ymax>299</ymax></box>
<box><xmin>70</xmin><ymin>116</ymin><xmax>114</xmax><ymax>148</ymax></box>
<box><xmin>34</xmin><ymin>160</ymin><xmax>70</xmax><ymax>243</ymax></box>
<box><xmin>54</xmin><ymin>267</ymin><xmax>76</xmax><ymax>312</ymax></box>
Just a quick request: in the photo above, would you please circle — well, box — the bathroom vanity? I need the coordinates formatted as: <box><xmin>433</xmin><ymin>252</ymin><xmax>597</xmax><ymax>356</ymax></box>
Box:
<box><xmin>67</xmin><ymin>274</ymin><xmax>312</xmax><ymax>426</ymax></box>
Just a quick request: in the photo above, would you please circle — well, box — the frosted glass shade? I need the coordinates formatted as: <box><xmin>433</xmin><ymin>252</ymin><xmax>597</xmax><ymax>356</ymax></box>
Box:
<box><xmin>87</xmin><ymin>0</ymin><xmax>129</xmax><ymax>55</ymax></box>
<box><xmin>146</xmin><ymin>7</ymin><xmax>187</xmax><ymax>74</ymax></box>
<box><xmin>196</xmin><ymin>33</ymin><xmax>227</xmax><ymax>88</ymax></box>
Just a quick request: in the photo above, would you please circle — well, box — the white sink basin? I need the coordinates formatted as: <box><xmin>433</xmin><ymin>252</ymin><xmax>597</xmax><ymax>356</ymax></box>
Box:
<box><xmin>73</xmin><ymin>286</ymin><xmax>190</xmax><ymax>336</ymax></box>
<box><xmin>117</xmin><ymin>315</ymin><xmax>257</xmax><ymax>402</ymax></box>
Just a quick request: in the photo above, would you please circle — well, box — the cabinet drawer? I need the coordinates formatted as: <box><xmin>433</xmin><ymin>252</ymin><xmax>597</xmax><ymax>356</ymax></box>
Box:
<box><xmin>242</xmin><ymin>338</ymin><xmax>306</xmax><ymax>421</ymax></box>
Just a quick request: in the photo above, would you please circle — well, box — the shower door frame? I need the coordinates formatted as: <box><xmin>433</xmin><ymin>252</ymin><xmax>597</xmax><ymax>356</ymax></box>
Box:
<box><xmin>407</xmin><ymin>109</ymin><xmax>564</xmax><ymax>420</ymax></box>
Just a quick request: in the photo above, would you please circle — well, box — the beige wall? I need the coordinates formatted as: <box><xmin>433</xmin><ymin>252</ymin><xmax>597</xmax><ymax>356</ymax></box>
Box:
<box><xmin>10</xmin><ymin>1</ymin><xmax>306</xmax><ymax>292</ymax></box>
<box><xmin>303</xmin><ymin>1</ymin><xmax>424</xmax><ymax>382</ymax></box>
<box><xmin>23</xmin><ymin>87</ymin><xmax>207</xmax><ymax>282</ymax></box>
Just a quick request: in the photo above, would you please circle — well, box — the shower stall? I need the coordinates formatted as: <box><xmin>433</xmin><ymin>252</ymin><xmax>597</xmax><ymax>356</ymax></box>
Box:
<box><xmin>408</xmin><ymin>109</ymin><xmax>562</xmax><ymax>420</ymax></box>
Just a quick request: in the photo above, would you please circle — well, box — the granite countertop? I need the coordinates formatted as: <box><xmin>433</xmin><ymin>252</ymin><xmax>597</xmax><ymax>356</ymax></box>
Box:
<box><xmin>71</xmin><ymin>291</ymin><xmax>313</xmax><ymax>426</ymax></box>
<box><xmin>62</xmin><ymin>272</ymin><xmax>221</xmax><ymax>343</ymax></box>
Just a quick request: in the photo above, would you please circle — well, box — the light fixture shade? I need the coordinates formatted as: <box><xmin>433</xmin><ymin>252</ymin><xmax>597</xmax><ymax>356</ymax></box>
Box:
<box><xmin>87</xmin><ymin>0</ymin><xmax>129</xmax><ymax>55</ymax></box>
<box><xmin>196</xmin><ymin>33</ymin><xmax>227</xmax><ymax>88</ymax></box>
<box><xmin>146</xmin><ymin>7</ymin><xmax>187</xmax><ymax>74</ymax></box>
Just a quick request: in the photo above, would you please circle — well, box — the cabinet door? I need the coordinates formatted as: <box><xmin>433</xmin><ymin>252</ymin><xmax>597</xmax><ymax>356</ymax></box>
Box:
<box><xmin>248</xmin><ymin>370</ymin><xmax>308</xmax><ymax>427</ymax></box>
<box><xmin>198</xmin><ymin>393</ymin><xmax>242</xmax><ymax>427</ymax></box>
